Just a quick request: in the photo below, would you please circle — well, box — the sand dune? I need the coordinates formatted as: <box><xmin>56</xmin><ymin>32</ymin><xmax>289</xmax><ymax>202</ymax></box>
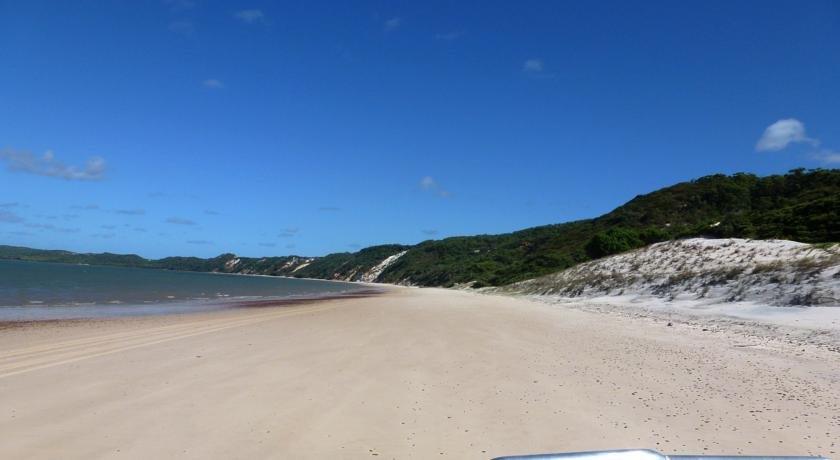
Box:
<box><xmin>0</xmin><ymin>287</ymin><xmax>837</xmax><ymax>459</ymax></box>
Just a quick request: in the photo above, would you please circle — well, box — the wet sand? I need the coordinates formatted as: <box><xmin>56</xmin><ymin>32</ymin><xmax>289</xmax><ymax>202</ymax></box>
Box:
<box><xmin>0</xmin><ymin>287</ymin><xmax>382</xmax><ymax>323</ymax></box>
<box><xmin>0</xmin><ymin>287</ymin><xmax>837</xmax><ymax>459</ymax></box>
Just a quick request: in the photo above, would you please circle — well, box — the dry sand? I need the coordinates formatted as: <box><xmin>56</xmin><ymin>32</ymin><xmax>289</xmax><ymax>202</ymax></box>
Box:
<box><xmin>0</xmin><ymin>287</ymin><xmax>837</xmax><ymax>459</ymax></box>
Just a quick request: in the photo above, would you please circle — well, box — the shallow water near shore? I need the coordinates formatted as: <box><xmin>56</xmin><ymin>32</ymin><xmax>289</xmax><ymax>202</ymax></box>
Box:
<box><xmin>0</xmin><ymin>259</ymin><xmax>365</xmax><ymax>320</ymax></box>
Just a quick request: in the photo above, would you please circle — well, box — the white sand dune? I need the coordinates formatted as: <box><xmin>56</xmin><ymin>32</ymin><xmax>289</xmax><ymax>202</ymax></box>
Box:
<box><xmin>506</xmin><ymin>238</ymin><xmax>840</xmax><ymax>307</ymax></box>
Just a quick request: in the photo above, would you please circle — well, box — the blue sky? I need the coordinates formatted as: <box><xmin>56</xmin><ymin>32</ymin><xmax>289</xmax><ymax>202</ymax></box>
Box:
<box><xmin>1</xmin><ymin>0</ymin><xmax>838</xmax><ymax>258</ymax></box>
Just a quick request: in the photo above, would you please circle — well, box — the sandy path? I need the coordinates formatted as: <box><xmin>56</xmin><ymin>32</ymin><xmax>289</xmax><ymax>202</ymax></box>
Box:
<box><xmin>0</xmin><ymin>287</ymin><xmax>837</xmax><ymax>459</ymax></box>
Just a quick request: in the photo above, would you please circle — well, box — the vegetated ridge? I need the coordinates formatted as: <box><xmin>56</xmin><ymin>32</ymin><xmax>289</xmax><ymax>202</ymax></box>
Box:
<box><xmin>1</xmin><ymin>169</ymin><xmax>838</xmax><ymax>288</ymax></box>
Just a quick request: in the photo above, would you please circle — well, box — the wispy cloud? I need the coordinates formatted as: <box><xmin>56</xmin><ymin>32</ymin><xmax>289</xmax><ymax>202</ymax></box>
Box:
<box><xmin>165</xmin><ymin>217</ymin><xmax>197</xmax><ymax>225</ymax></box>
<box><xmin>6</xmin><ymin>230</ymin><xmax>34</xmax><ymax>236</ymax></box>
<box><xmin>187</xmin><ymin>239</ymin><xmax>213</xmax><ymax>245</ymax></box>
<box><xmin>419</xmin><ymin>176</ymin><xmax>451</xmax><ymax>198</ymax></box>
<box><xmin>0</xmin><ymin>210</ymin><xmax>23</xmax><ymax>223</ymax></box>
<box><xmin>114</xmin><ymin>208</ymin><xmax>145</xmax><ymax>215</ymax></box>
<box><xmin>523</xmin><ymin>58</ymin><xmax>544</xmax><ymax>73</ymax></box>
<box><xmin>164</xmin><ymin>0</ymin><xmax>195</xmax><ymax>12</ymax></box>
<box><xmin>234</xmin><ymin>9</ymin><xmax>265</xmax><ymax>24</ymax></box>
<box><xmin>435</xmin><ymin>31</ymin><xmax>464</xmax><ymax>41</ymax></box>
<box><xmin>278</xmin><ymin>227</ymin><xmax>299</xmax><ymax>238</ymax></box>
<box><xmin>522</xmin><ymin>58</ymin><xmax>555</xmax><ymax>79</ymax></box>
<box><xmin>420</xmin><ymin>176</ymin><xmax>436</xmax><ymax>189</ymax></box>
<box><xmin>91</xmin><ymin>232</ymin><xmax>116</xmax><ymax>239</ymax></box>
<box><xmin>204</xmin><ymin>209</ymin><xmax>220</xmax><ymax>215</ymax></box>
<box><xmin>168</xmin><ymin>20</ymin><xmax>195</xmax><ymax>36</ymax></box>
<box><xmin>384</xmin><ymin>17</ymin><xmax>401</xmax><ymax>31</ymax></box>
<box><xmin>100</xmin><ymin>225</ymin><xmax>117</xmax><ymax>230</ymax></box>
<box><xmin>421</xmin><ymin>229</ymin><xmax>439</xmax><ymax>236</ymax></box>
<box><xmin>202</xmin><ymin>79</ymin><xmax>224</xmax><ymax>89</ymax></box>
<box><xmin>0</xmin><ymin>149</ymin><xmax>106</xmax><ymax>181</ymax></box>
<box><xmin>756</xmin><ymin>119</ymin><xmax>818</xmax><ymax>152</ymax></box>
<box><xmin>258</xmin><ymin>242</ymin><xmax>276</xmax><ymax>247</ymax></box>
<box><xmin>24</xmin><ymin>222</ymin><xmax>79</xmax><ymax>233</ymax></box>
<box><xmin>71</xmin><ymin>204</ymin><xmax>99</xmax><ymax>210</ymax></box>
<box><xmin>0</xmin><ymin>202</ymin><xmax>19</xmax><ymax>208</ymax></box>
<box><xmin>318</xmin><ymin>206</ymin><xmax>341</xmax><ymax>212</ymax></box>
<box><xmin>813</xmin><ymin>149</ymin><xmax>840</xmax><ymax>164</ymax></box>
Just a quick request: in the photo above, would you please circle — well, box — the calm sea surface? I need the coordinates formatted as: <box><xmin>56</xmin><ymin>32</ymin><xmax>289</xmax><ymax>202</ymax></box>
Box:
<box><xmin>0</xmin><ymin>259</ymin><xmax>365</xmax><ymax>320</ymax></box>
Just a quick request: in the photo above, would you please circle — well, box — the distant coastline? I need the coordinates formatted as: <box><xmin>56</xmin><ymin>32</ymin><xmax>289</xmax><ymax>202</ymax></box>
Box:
<box><xmin>3</xmin><ymin>169</ymin><xmax>837</xmax><ymax>290</ymax></box>
<box><xmin>0</xmin><ymin>259</ymin><xmax>372</xmax><ymax>321</ymax></box>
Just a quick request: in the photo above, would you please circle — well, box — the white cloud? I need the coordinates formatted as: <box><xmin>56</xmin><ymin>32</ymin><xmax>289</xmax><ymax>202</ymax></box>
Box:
<box><xmin>755</xmin><ymin>118</ymin><xmax>817</xmax><ymax>151</ymax></box>
<box><xmin>814</xmin><ymin>149</ymin><xmax>840</xmax><ymax>164</ymax></box>
<box><xmin>203</xmin><ymin>79</ymin><xmax>224</xmax><ymax>89</ymax></box>
<box><xmin>523</xmin><ymin>59</ymin><xmax>544</xmax><ymax>73</ymax></box>
<box><xmin>384</xmin><ymin>17</ymin><xmax>401</xmax><ymax>31</ymax></box>
<box><xmin>419</xmin><ymin>176</ymin><xmax>450</xmax><ymax>198</ymax></box>
<box><xmin>420</xmin><ymin>176</ymin><xmax>437</xmax><ymax>189</ymax></box>
<box><xmin>235</xmin><ymin>9</ymin><xmax>265</xmax><ymax>24</ymax></box>
<box><xmin>0</xmin><ymin>149</ymin><xmax>106</xmax><ymax>181</ymax></box>
<box><xmin>756</xmin><ymin>118</ymin><xmax>840</xmax><ymax>165</ymax></box>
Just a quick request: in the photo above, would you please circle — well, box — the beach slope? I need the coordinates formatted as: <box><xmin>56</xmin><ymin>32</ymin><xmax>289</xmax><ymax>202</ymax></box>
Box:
<box><xmin>0</xmin><ymin>287</ymin><xmax>837</xmax><ymax>459</ymax></box>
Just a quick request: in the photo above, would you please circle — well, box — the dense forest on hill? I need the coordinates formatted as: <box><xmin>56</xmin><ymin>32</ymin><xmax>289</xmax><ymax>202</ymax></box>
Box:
<box><xmin>377</xmin><ymin>168</ymin><xmax>839</xmax><ymax>286</ymax></box>
<box><xmin>2</xmin><ymin>169</ymin><xmax>838</xmax><ymax>287</ymax></box>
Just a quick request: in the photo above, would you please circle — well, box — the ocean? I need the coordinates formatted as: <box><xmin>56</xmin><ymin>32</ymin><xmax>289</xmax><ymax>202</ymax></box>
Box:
<box><xmin>0</xmin><ymin>259</ymin><xmax>366</xmax><ymax>321</ymax></box>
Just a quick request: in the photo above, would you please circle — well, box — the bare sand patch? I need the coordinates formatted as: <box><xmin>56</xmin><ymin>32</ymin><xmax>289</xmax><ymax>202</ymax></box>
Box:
<box><xmin>0</xmin><ymin>287</ymin><xmax>837</xmax><ymax>459</ymax></box>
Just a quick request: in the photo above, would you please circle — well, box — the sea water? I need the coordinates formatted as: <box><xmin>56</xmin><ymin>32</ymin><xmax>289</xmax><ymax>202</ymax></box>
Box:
<box><xmin>0</xmin><ymin>259</ymin><xmax>364</xmax><ymax>320</ymax></box>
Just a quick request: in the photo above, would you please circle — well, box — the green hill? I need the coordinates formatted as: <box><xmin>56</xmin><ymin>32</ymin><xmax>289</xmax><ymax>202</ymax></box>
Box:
<box><xmin>378</xmin><ymin>168</ymin><xmax>839</xmax><ymax>287</ymax></box>
<box><xmin>1</xmin><ymin>169</ymin><xmax>837</xmax><ymax>287</ymax></box>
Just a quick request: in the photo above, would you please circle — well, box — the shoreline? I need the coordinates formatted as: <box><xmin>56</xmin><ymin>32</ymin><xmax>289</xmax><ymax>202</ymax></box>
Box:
<box><xmin>0</xmin><ymin>286</ymin><xmax>387</xmax><ymax>324</ymax></box>
<box><xmin>7</xmin><ymin>279</ymin><xmax>839</xmax><ymax>350</ymax></box>
<box><xmin>6</xmin><ymin>275</ymin><xmax>838</xmax><ymax>352</ymax></box>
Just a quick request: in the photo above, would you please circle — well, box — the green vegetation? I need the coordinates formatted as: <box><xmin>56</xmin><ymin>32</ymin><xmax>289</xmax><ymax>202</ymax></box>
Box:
<box><xmin>292</xmin><ymin>244</ymin><xmax>410</xmax><ymax>280</ymax></box>
<box><xmin>2</xmin><ymin>169</ymin><xmax>837</xmax><ymax>288</ymax></box>
<box><xmin>586</xmin><ymin>225</ymin><xmax>671</xmax><ymax>258</ymax></box>
<box><xmin>0</xmin><ymin>245</ymin><xmax>149</xmax><ymax>267</ymax></box>
<box><xmin>383</xmin><ymin>168</ymin><xmax>840</xmax><ymax>286</ymax></box>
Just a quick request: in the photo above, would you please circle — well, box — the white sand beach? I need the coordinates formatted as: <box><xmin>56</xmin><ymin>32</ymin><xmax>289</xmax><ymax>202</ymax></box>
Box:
<box><xmin>0</xmin><ymin>287</ymin><xmax>837</xmax><ymax>459</ymax></box>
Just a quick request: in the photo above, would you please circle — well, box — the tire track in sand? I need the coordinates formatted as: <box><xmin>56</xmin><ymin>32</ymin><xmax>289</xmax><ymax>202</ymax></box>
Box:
<box><xmin>0</xmin><ymin>305</ymin><xmax>337</xmax><ymax>380</ymax></box>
